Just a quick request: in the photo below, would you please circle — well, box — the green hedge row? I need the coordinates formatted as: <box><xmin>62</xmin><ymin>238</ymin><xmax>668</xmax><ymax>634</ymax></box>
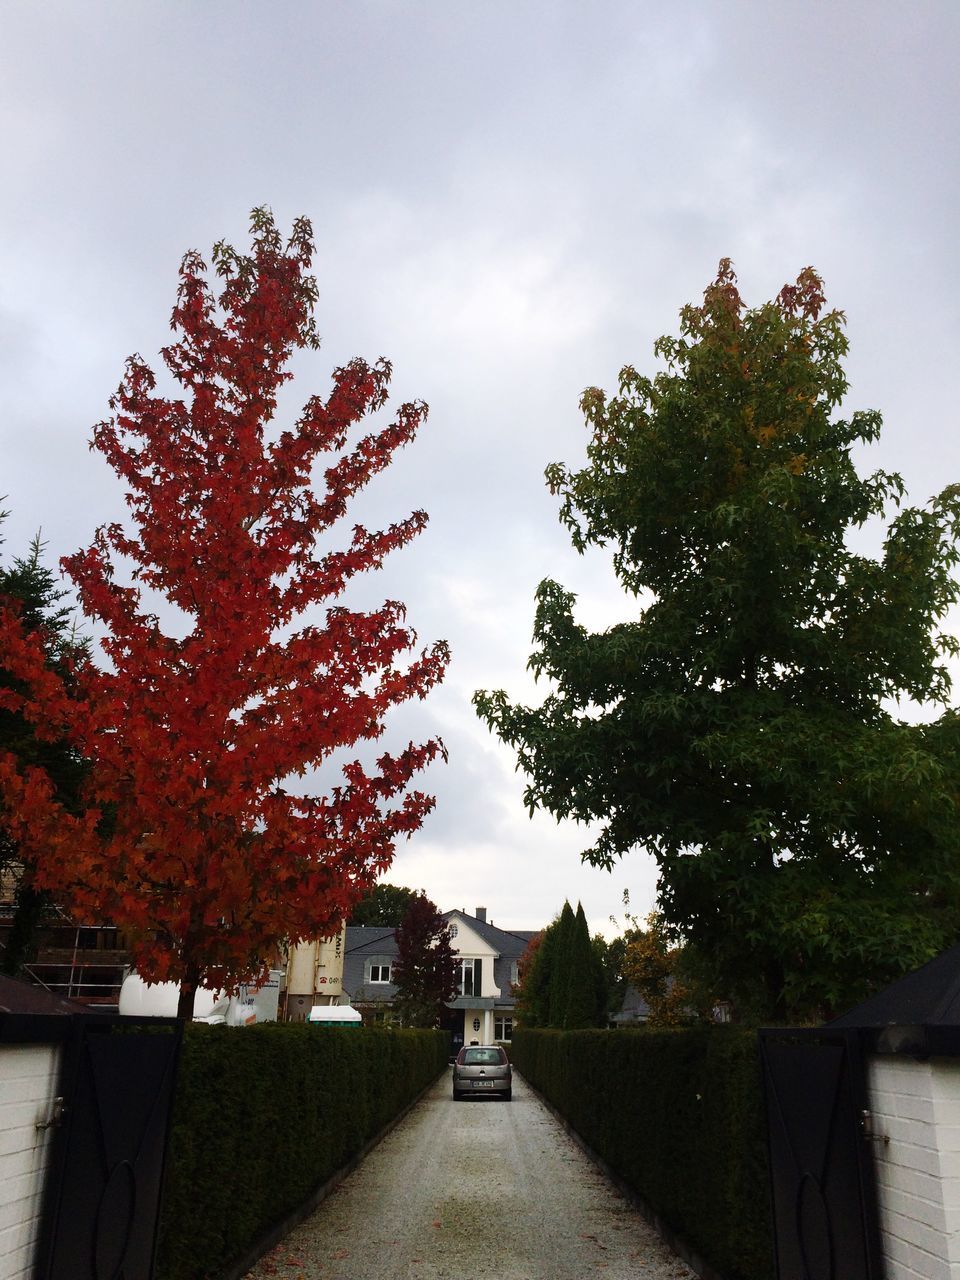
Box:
<box><xmin>511</xmin><ymin>1027</ymin><xmax>774</xmax><ymax>1280</ymax></box>
<box><xmin>157</xmin><ymin>1023</ymin><xmax>449</xmax><ymax>1280</ymax></box>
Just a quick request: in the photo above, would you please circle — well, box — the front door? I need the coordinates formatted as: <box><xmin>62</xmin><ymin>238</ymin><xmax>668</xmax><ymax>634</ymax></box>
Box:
<box><xmin>439</xmin><ymin>1007</ymin><xmax>464</xmax><ymax>1058</ymax></box>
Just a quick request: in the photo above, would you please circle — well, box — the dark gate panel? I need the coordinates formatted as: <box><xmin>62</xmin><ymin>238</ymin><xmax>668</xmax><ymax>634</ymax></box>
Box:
<box><xmin>760</xmin><ymin>1028</ymin><xmax>883</xmax><ymax>1280</ymax></box>
<box><xmin>39</xmin><ymin>1017</ymin><xmax>182</xmax><ymax>1280</ymax></box>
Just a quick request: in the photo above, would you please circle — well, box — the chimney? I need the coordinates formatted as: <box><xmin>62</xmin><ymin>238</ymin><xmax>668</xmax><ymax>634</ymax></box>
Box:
<box><xmin>476</xmin><ymin>907</ymin><xmax>487</xmax><ymax>923</ymax></box>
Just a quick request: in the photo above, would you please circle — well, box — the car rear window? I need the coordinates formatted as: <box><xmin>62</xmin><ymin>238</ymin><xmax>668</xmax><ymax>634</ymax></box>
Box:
<box><xmin>462</xmin><ymin>1048</ymin><xmax>504</xmax><ymax>1065</ymax></box>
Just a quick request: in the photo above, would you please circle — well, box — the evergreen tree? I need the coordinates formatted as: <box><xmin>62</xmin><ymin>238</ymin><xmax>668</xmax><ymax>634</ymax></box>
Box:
<box><xmin>548</xmin><ymin>901</ymin><xmax>576</xmax><ymax>1026</ymax></box>
<box><xmin>0</xmin><ymin>523</ymin><xmax>88</xmax><ymax>975</ymax></box>
<box><xmin>564</xmin><ymin>902</ymin><xmax>603</xmax><ymax>1028</ymax></box>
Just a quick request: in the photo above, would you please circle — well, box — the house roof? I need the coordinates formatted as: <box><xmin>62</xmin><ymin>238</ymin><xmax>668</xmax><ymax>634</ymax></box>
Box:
<box><xmin>829</xmin><ymin>943</ymin><xmax>960</xmax><ymax>1053</ymax></box>
<box><xmin>342</xmin><ymin>911</ymin><xmax>539</xmax><ymax>1011</ymax></box>
<box><xmin>443</xmin><ymin>910</ymin><xmax>537</xmax><ymax>958</ymax></box>
<box><xmin>345</xmin><ymin>926</ymin><xmax>398</xmax><ymax>956</ymax></box>
<box><xmin>344</xmin><ymin>927</ymin><xmax>398</xmax><ymax>1004</ymax></box>
<box><xmin>0</xmin><ymin>973</ymin><xmax>86</xmax><ymax>1043</ymax></box>
<box><xmin>612</xmin><ymin>984</ymin><xmax>651</xmax><ymax>1022</ymax></box>
<box><xmin>0</xmin><ymin>974</ymin><xmax>82</xmax><ymax>1016</ymax></box>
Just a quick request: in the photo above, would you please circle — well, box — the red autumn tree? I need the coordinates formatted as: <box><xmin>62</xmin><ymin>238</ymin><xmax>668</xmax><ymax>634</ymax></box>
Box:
<box><xmin>0</xmin><ymin>208</ymin><xmax>449</xmax><ymax>1016</ymax></box>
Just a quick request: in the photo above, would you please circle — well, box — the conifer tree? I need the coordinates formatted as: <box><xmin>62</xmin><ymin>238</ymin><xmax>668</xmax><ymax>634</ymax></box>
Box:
<box><xmin>548</xmin><ymin>901</ymin><xmax>576</xmax><ymax>1026</ymax></box>
<box><xmin>564</xmin><ymin>902</ymin><xmax>604</xmax><ymax>1028</ymax></box>
<box><xmin>0</xmin><ymin>524</ymin><xmax>88</xmax><ymax>975</ymax></box>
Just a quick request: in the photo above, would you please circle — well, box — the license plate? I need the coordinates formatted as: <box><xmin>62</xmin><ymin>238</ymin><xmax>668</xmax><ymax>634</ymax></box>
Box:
<box><xmin>475</xmin><ymin>1080</ymin><xmax>494</xmax><ymax>1088</ymax></box>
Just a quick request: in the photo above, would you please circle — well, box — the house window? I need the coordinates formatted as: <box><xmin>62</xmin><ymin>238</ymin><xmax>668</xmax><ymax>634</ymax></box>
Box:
<box><xmin>368</xmin><ymin>962</ymin><xmax>391</xmax><ymax>983</ymax></box>
<box><xmin>456</xmin><ymin>959</ymin><xmax>474</xmax><ymax>997</ymax></box>
<box><xmin>510</xmin><ymin>962</ymin><xmax>519</xmax><ymax>985</ymax></box>
<box><xmin>495</xmin><ymin>1016</ymin><xmax>513</xmax><ymax>1041</ymax></box>
<box><xmin>449</xmin><ymin>924</ymin><xmax>458</xmax><ymax>939</ymax></box>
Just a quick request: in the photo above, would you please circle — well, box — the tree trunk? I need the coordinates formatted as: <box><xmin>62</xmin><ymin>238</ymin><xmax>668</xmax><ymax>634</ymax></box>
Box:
<box><xmin>1</xmin><ymin>882</ymin><xmax>48</xmax><ymax>976</ymax></box>
<box><xmin>177</xmin><ymin>962</ymin><xmax>201</xmax><ymax>1020</ymax></box>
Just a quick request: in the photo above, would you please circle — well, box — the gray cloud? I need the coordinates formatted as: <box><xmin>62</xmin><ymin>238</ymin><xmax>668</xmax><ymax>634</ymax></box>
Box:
<box><xmin>1</xmin><ymin>0</ymin><xmax>957</xmax><ymax>937</ymax></box>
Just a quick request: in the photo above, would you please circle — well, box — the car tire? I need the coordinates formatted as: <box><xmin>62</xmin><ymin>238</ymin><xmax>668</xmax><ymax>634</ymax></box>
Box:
<box><xmin>503</xmin><ymin>1089</ymin><xmax>512</xmax><ymax>1101</ymax></box>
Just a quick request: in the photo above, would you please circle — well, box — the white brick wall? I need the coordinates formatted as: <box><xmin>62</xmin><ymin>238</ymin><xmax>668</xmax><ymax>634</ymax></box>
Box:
<box><xmin>868</xmin><ymin>1055</ymin><xmax>960</xmax><ymax>1280</ymax></box>
<box><xmin>0</xmin><ymin>1044</ymin><xmax>63</xmax><ymax>1280</ymax></box>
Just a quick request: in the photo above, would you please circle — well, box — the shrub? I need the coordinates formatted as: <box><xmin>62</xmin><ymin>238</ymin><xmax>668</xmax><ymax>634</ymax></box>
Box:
<box><xmin>511</xmin><ymin>1026</ymin><xmax>773</xmax><ymax>1280</ymax></box>
<box><xmin>158</xmin><ymin>1023</ymin><xmax>448</xmax><ymax>1280</ymax></box>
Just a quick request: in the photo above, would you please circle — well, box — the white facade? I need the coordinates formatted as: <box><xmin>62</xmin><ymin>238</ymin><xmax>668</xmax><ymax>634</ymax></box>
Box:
<box><xmin>868</xmin><ymin>1055</ymin><xmax>960</xmax><ymax>1280</ymax></box>
<box><xmin>446</xmin><ymin>914</ymin><xmax>507</xmax><ymax>1047</ymax></box>
<box><xmin>0</xmin><ymin>1044</ymin><xmax>62</xmax><ymax>1280</ymax></box>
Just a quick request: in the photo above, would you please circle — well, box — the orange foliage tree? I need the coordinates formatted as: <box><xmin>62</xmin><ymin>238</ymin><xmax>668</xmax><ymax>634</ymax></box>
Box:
<box><xmin>0</xmin><ymin>209</ymin><xmax>449</xmax><ymax>1016</ymax></box>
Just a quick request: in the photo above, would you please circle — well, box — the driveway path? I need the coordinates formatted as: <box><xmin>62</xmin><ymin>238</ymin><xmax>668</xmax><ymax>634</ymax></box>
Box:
<box><xmin>243</xmin><ymin>1070</ymin><xmax>695</xmax><ymax>1280</ymax></box>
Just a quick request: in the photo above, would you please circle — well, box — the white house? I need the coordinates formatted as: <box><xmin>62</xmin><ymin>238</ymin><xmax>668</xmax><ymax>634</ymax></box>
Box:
<box><xmin>342</xmin><ymin>906</ymin><xmax>537</xmax><ymax>1054</ymax></box>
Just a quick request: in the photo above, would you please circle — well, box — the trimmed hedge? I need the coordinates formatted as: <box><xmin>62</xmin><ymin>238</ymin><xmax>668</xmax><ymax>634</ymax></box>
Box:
<box><xmin>157</xmin><ymin>1023</ymin><xmax>449</xmax><ymax>1280</ymax></box>
<box><xmin>511</xmin><ymin>1027</ymin><xmax>774</xmax><ymax>1280</ymax></box>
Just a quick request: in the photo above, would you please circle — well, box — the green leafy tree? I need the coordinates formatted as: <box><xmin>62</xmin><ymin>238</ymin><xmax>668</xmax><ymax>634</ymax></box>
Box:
<box><xmin>348</xmin><ymin>883</ymin><xmax>419</xmax><ymax>927</ymax></box>
<box><xmin>623</xmin><ymin>912</ymin><xmax>715</xmax><ymax>1028</ymax></box>
<box><xmin>391</xmin><ymin>892</ymin><xmax>457</xmax><ymax>1027</ymax></box>
<box><xmin>596</xmin><ymin>932</ymin><xmax>628</xmax><ymax>1018</ymax></box>
<box><xmin>476</xmin><ymin>262</ymin><xmax>960</xmax><ymax>1021</ymax></box>
<box><xmin>0</xmin><ymin>522</ymin><xmax>88</xmax><ymax>975</ymax></box>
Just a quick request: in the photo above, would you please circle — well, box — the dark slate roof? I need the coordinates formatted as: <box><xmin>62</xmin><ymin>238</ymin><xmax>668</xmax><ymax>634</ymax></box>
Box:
<box><xmin>345</xmin><ymin>927</ymin><xmax>399</xmax><ymax>956</ymax></box>
<box><xmin>0</xmin><ymin>973</ymin><xmax>86</xmax><ymax>1043</ymax></box>
<box><xmin>829</xmin><ymin>943</ymin><xmax>960</xmax><ymax>1054</ymax></box>
<box><xmin>612</xmin><ymin>984</ymin><xmax>651</xmax><ymax>1023</ymax></box>
<box><xmin>343</xmin><ymin>927</ymin><xmax>398</xmax><ymax>1003</ymax></box>
<box><xmin>831</xmin><ymin>943</ymin><xmax>960</xmax><ymax>1029</ymax></box>
<box><xmin>0</xmin><ymin>974</ymin><xmax>82</xmax><ymax>1016</ymax></box>
<box><xmin>444</xmin><ymin>911</ymin><xmax>537</xmax><ymax>958</ymax></box>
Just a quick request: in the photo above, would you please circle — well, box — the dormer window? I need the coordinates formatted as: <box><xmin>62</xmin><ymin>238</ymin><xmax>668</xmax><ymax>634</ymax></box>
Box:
<box><xmin>366</xmin><ymin>960</ymin><xmax>392</xmax><ymax>983</ymax></box>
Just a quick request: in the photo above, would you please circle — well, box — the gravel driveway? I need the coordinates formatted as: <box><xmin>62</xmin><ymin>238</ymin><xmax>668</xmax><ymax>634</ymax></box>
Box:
<box><xmin>243</xmin><ymin>1069</ymin><xmax>695</xmax><ymax>1280</ymax></box>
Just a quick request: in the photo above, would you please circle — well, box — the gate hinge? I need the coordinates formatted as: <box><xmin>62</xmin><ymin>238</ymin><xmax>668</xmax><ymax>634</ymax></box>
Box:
<box><xmin>36</xmin><ymin>1097</ymin><xmax>66</xmax><ymax>1132</ymax></box>
<box><xmin>860</xmin><ymin>1108</ymin><xmax>889</xmax><ymax>1147</ymax></box>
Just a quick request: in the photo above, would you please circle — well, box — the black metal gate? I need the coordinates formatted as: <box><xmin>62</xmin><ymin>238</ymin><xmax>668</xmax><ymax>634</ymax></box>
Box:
<box><xmin>38</xmin><ymin>1015</ymin><xmax>183</xmax><ymax>1280</ymax></box>
<box><xmin>759</xmin><ymin>1027</ymin><xmax>884</xmax><ymax>1280</ymax></box>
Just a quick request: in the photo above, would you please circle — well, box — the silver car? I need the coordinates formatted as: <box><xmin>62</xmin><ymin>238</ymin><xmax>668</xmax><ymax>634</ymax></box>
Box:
<box><xmin>452</xmin><ymin>1045</ymin><xmax>512</xmax><ymax>1101</ymax></box>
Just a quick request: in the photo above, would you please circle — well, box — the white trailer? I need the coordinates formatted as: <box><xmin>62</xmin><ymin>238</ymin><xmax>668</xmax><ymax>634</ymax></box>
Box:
<box><xmin>118</xmin><ymin>970</ymin><xmax>284</xmax><ymax>1025</ymax></box>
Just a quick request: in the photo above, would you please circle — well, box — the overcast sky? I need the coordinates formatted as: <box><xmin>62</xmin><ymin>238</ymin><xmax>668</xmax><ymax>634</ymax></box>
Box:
<box><xmin>2</xmin><ymin>2</ymin><xmax>958</xmax><ymax>940</ymax></box>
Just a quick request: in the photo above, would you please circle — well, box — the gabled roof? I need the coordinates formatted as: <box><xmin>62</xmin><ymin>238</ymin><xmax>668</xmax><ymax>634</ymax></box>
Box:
<box><xmin>612</xmin><ymin>984</ymin><xmax>651</xmax><ymax>1022</ymax></box>
<box><xmin>831</xmin><ymin>943</ymin><xmax>960</xmax><ymax>1030</ymax></box>
<box><xmin>443</xmin><ymin>910</ymin><xmax>537</xmax><ymax>958</ymax></box>
<box><xmin>828</xmin><ymin>943</ymin><xmax>960</xmax><ymax>1055</ymax></box>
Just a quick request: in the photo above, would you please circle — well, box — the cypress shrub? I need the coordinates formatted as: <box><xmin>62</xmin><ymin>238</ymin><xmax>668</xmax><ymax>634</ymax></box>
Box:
<box><xmin>511</xmin><ymin>1026</ymin><xmax>773</xmax><ymax>1280</ymax></box>
<box><xmin>157</xmin><ymin>1023</ymin><xmax>448</xmax><ymax>1280</ymax></box>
